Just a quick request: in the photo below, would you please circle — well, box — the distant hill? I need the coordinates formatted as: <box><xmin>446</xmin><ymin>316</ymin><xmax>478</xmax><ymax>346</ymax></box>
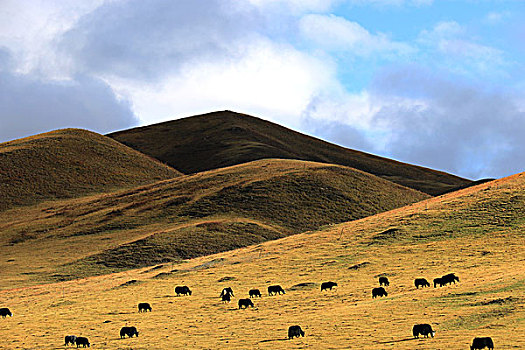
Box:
<box><xmin>0</xmin><ymin>159</ymin><xmax>429</xmax><ymax>285</ymax></box>
<box><xmin>109</xmin><ymin>110</ymin><xmax>472</xmax><ymax>195</ymax></box>
<box><xmin>0</xmin><ymin>129</ymin><xmax>181</xmax><ymax>211</ymax></box>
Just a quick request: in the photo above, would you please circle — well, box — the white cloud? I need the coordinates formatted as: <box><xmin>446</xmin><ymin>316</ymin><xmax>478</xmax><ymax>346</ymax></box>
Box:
<box><xmin>301</xmin><ymin>89</ymin><xmax>426</xmax><ymax>153</ymax></box>
<box><xmin>247</xmin><ymin>0</ymin><xmax>339</xmax><ymax>12</ymax></box>
<box><xmin>302</xmin><ymin>65</ymin><xmax>525</xmax><ymax>179</ymax></box>
<box><xmin>420</xmin><ymin>21</ymin><xmax>464</xmax><ymax>39</ymax></box>
<box><xmin>0</xmin><ymin>54</ymin><xmax>137</xmax><ymax>143</ymax></box>
<box><xmin>299</xmin><ymin>14</ymin><xmax>414</xmax><ymax>57</ymax></box>
<box><xmin>59</xmin><ymin>0</ymin><xmax>263</xmax><ymax>81</ymax></box>
<box><xmin>56</xmin><ymin>0</ymin><xmax>343</xmax><ymax>129</ymax></box>
<box><xmin>418</xmin><ymin>21</ymin><xmax>507</xmax><ymax>76</ymax></box>
<box><xmin>110</xmin><ymin>38</ymin><xmax>337</xmax><ymax>129</ymax></box>
<box><xmin>346</xmin><ymin>0</ymin><xmax>433</xmax><ymax>6</ymax></box>
<box><xmin>249</xmin><ymin>0</ymin><xmax>433</xmax><ymax>9</ymax></box>
<box><xmin>0</xmin><ymin>0</ymin><xmax>107</xmax><ymax>76</ymax></box>
<box><xmin>484</xmin><ymin>11</ymin><xmax>511</xmax><ymax>25</ymax></box>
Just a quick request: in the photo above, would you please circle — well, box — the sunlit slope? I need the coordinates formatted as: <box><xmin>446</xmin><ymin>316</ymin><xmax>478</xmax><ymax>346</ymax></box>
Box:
<box><xmin>0</xmin><ymin>129</ymin><xmax>180</xmax><ymax>211</ymax></box>
<box><xmin>109</xmin><ymin>110</ymin><xmax>472</xmax><ymax>195</ymax></box>
<box><xmin>0</xmin><ymin>173</ymin><xmax>523</xmax><ymax>349</ymax></box>
<box><xmin>0</xmin><ymin>159</ymin><xmax>428</xmax><ymax>287</ymax></box>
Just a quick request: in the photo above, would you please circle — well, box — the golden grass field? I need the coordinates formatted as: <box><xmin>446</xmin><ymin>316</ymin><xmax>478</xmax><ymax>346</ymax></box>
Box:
<box><xmin>0</xmin><ymin>172</ymin><xmax>523</xmax><ymax>349</ymax></box>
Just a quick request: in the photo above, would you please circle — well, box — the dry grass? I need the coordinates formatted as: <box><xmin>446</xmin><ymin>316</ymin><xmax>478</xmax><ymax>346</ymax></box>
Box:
<box><xmin>0</xmin><ymin>129</ymin><xmax>180</xmax><ymax>211</ymax></box>
<box><xmin>109</xmin><ymin>110</ymin><xmax>473</xmax><ymax>195</ymax></box>
<box><xmin>0</xmin><ymin>173</ymin><xmax>523</xmax><ymax>349</ymax></box>
<box><xmin>0</xmin><ymin>159</ymin><xmax>428</xmax><ymax>286</ymax></box>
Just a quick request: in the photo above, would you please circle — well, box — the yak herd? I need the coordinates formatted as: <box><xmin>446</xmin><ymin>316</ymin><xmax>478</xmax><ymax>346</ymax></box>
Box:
<box><xmin>1</xmin><ymin>271</ymin><xmax>495</xmax><ymax>349</ymax></box>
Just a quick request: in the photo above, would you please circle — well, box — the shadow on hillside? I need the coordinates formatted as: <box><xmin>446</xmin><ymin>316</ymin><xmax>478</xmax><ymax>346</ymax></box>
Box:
<box><xmin>258</xmin><ymin>338</ymin><xmax>289</xmax><ymax>343</ymax></box>
<box><xmin>376</xmin><ymin>337</ymin><xmax>415</xmax><ymax>344</ymax></box>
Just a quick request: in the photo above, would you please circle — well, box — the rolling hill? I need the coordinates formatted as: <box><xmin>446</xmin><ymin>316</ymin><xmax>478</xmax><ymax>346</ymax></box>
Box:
<box><xmin>0</xmin><ymin>129</ymin><xmax>181</xmax><ymax>211</ymax></box>
<box><xmin>0</xmin><ymin>171</ymin><xmax>523</xmax><ymax>349</ymax></box>
<box><xmin>0</xmin><ymin>159</ymin><xmax>429</xmax><ymax>287</ymax></box>
<box><xmin>109</xmin><ymin>110</ymin><xmax>473</xmax><ymax>196</ymax></box>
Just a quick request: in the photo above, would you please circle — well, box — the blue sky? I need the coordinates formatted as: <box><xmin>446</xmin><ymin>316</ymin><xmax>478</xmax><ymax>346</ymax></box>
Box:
<box><xmin>0</xmin><ymin>0</ymin><xmax>524</xmax><ymax>179</ymax></box>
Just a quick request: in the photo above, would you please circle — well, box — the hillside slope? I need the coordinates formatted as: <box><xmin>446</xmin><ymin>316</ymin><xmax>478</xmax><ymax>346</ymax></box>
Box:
<box><xmin>0</xmin><ymin>129</ymin><xmax>181</xmax><ymax>211</ymax></box>
<box><xmin>0</xmin><ymin>159</ymin><xmax>429</xmax><ymax>286</ymax></box>
<box><xmin>109</xmin><ymin>110</ymin><xmax>472</xmax><ymax>195</ymax></box>
<box><xmin>0</xmin><ymin>173</ymin><xmax>523</xmax><ymax>349</ymax></box>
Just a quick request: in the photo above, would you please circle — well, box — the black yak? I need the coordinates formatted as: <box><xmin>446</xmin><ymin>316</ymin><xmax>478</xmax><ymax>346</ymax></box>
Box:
<box><xmin>379</xmin><ymin>277</ymin><xmax>390</xmax><ymax>286</ymax></box>
<box><xmin>321</xmin><ymin>282</ymin><xmax>337</xmax><ymax>291</ymax></box>
<box><xmin>220</xmin><ymin>287</ymin><xmax>234</xmax><ymax>298</ymax></box>
<box><xmin>471</xmin><ymin>337</ymin><xmax>494</xmax><ymax>350</ymax></box>
<box><xmin>441</xmin><ymin>273</ymin><xmax>459</xmax><ymax>285</ymax></box>
<box><xmin>175</xmin><ymin>286</ymin><xmax>192</xmax><ymax>296</ymax></box>
<box><xmin>249</xmin><ymin>289</ymin><xmax>261</xmax><ymax>298</ymax></box>
<box><xmin>64</xmin><ymin>335</ymin><xmax>76</xmax><ymax>346</ymax></box>
<box><xmin>138</xmin><ymin>303</ymin><xmax>152</xmax><ymax>312</ymax></box>
<box><xmin>0</xmin><ymin>308</ymin><xmax>12</xmax><ymax>318</ymax></box>
<box><xmin>412</xmin><ymin>324</ymin><xmax>435</xmax><ymax>338</ymax></box>
<box><xmin>238</xmin><ymin>298</ymin><xmax>254</xmax><ymax>309</ymax></box>
<box><xmin>288</xmin><ymin>325</ymin><xmax>305</xmax><ymax>339</ymax></box>
<box><xmin>268</xmin><ymin>285</ymin><xmax>285</xmax><ymax>295</ymax></box>
<box><xmin>120</xmin><ymin>326</ymin><xmax>139</xmax><ymax>338</ymax></box>
<box><xmin>372</xmin><ymin>287</ymin><xmax>388</xmax><ymax>298</ymax></box>
<box><xmin>75</xmin><ymin>337</ymin><xmax>90</xmax><ymax>347</ymax></box>
<box><xmin>415</xmin><ymin>278</ymin><xmax>430</xmax><ymax>289</ymax></box>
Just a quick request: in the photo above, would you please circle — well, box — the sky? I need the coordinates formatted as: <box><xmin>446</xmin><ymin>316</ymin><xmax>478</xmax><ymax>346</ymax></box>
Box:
<box><xmin>1</xmin><ymin>0</ymin><xmax>524</xmax><ymax>180</ymax></box>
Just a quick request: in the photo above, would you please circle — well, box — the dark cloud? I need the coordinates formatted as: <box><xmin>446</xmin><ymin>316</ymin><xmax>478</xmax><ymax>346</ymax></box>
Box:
<box><xmin>299</xmin><ymin>65</ymin><xmax>525</xmax><ymax>179</ymax></box>
<box><xmin>370</xmin><ymin>65</ymin><xmax>525</xmax><ymax>179</ymax></box>
<box><xmin>59</xmin><ymin>0</ymin><xmax>263</xmax><ymax>80</ymax></box>
<box><xmin>301</xmin><ymin>116</ymin><xmax>373</xmax><ymax>153</ymax></box>
<box><xmin>0</xmin><ymin>49</ymin><xmax>138</xmax><ymax>143</ymax></box>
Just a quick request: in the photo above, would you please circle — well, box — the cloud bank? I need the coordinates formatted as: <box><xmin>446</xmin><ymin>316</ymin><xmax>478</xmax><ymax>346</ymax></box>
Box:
<box><xmin>0</xmin><ymin>0</ymin><xmax>524</xmax><ymax>179</ymax></box>
<box><xmin>0</xmin><ymin>50</ymin><xmax>137</xmax><ymax>142</ymax></box>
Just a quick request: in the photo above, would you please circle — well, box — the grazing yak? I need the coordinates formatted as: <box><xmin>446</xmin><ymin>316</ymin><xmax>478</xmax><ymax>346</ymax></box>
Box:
<box><xmin>238</xmin><ymin>298</ymin><xmax>254</xmax><ymax>309</ymax></box>
<box><xmin>75</xmin><ymin>337</ymin><xmax>90</xmax><ymax>347</ymax></box>
<box><xmin>268</xmin><ymin>285</ymin><xmax>285</xmax><ymax>296</ymax></box>
<box><xmin>64</xmin><ymin>335</ymin><xmax>77</xmax><ymax>346</ymax></box>
<box><xmin>0</xmin><ymin>308</ymin><xmax>12</xmax><ymax>318</ymax></box>
<box><xmin>372</xmin><ymin>287</ymin><xmax>388</xmax><ymax>298</ymax></box>
<box><xmin>120</xmin><ymin>326</ymin><xmax>139</xmax><ymax>338</ymax></box>
<box><xmin>471</xmin><ymin>337</ymin><xmax>494</xmax><ymax>350</ymax></box>
<box><xmin>415</xmin><ymin>278</ymin><xmax>430</xmax><ymax>289</ymax></box>
<box><xmin>138</xmin><ymin>303</ymin><xmax>152</xmax><ymax>312</ymax></box>
<box><xmin>220</xmin><ymin>287</ymin><xmax>234</xmax><ymax>298</ymax></box>
<box><xmin>321</xmin><ymin>282</ymin><xmax>337</xmax><ymax>291</ymax></box>
<box><xmin>221</xmin><ymin>293</ymin><xmax>231</xmax><ymax>303</ymax></box>
<box><xmin>249</xmin><ymin>289</ymin><xmax>261</xmax><ymax>298</ymax></box>
<box><xmin>412</xmin><ymin>324</ymin><xmax>435</xmax><ymax>338</ymax></box>
<box><xmin>175</xmin><ymin>286</ymin><xmax>192</xmax><ymax>296</ymax></box>
<box><xmin>434</xmin><ymin>273</ymin><xmax>459</xmax><ymax>287</ymax></box>
<box><xmin>379</xmin><ymin>277</ymin><xmax>390</xmax><ymax>286</ymax></box>
<box><xmin>441</xmin><ymin>273</ymin><xmax>459</xmax><ymax>285</ymax></box>
<box><xmin>433</xmin><ymin>277</ymin><xmax>444</xmax><ymax>288</ymax></box>
<box><xmin>288</xmin><ymin>325</ymin><xmax>305</xmax><ymax>339</ymax></box>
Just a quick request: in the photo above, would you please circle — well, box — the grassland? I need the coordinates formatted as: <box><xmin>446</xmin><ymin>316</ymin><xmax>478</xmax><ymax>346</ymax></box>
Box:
<box><xmin>0</xmin><ymin>172</ymin><xmax>523</xmax><ymax>349</ymax></box>
<box><xmin>109</xmin><ymin>110</ymin><xmax>473</xmax><ymax>195</ymax></box>
<box><xmin>0</xmin><ymin>159</ymin><xmax>428</xmax><ymax>286</ymax></box>
<box><xmin>0</xmin><ymin>129</ymin><xmax>180</xmax><ymax>211</ymax></box>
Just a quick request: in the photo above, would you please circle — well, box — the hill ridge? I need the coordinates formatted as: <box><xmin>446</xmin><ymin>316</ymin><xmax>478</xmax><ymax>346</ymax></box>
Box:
<box><xmin>109</xmin><ymin>110</ymin><xmax>472</xmax><ymax>196</ymax></box>
<box><xmin>0</xmin><ymin>128</ymin><xmax>181</xmax><ymax>211</ymax></box>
